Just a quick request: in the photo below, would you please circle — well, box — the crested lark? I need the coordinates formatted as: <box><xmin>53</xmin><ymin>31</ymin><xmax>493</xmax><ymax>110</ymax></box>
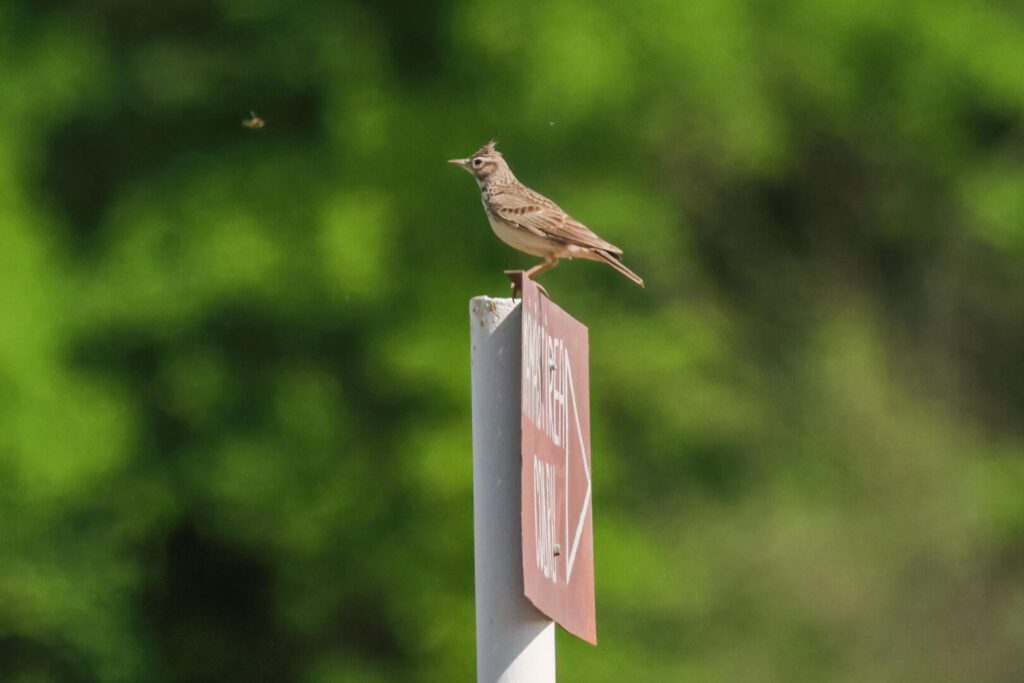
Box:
<box><xmin>449</xmin><ymin>140</ymin><xmax>644</xmax><ymax>287</ymax></box>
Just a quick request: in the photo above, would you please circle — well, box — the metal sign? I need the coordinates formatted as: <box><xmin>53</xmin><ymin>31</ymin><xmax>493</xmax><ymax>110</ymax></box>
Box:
<box><xmin>519</xmin><ymin>275</ymin><xmax>597</xmax><ymax>645</ymax></box>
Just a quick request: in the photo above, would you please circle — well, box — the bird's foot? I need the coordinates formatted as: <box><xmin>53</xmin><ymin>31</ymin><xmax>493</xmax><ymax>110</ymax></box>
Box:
<box><xmin>504</xmin><ymin>270</ymin><xmax>524</xmax><ymax>300</ymax></box>
<box><xmin>504</xmin><ymin>269</ymin><xmax>550</xmax><ymax>299</ymax></box>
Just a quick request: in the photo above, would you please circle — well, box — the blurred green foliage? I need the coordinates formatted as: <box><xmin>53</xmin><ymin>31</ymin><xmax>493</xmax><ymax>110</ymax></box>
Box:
<box><xmin>2</xmin><ymin>0</ymin><xmax>1024</xmax><ymax>680</ymax></box>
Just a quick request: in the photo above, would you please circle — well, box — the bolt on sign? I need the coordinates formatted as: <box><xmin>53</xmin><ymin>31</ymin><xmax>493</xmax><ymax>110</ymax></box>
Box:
<box><xmin>519</xmin><ymin>275</ymin><xmax>597</xmax><ymax>645</ymax></box>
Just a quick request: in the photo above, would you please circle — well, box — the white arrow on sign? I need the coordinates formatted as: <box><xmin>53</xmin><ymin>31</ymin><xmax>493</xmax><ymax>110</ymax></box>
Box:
<box><xmin>564</xmin><ymin>352</ymin><xmax>591</xmax><ymax>583</ymax></box>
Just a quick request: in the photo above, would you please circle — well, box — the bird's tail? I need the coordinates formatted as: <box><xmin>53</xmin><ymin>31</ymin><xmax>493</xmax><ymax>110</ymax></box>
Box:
<box><xmin>594</xmin><ymin>250</ymin><xmax>644</xmax><ymax>287</ymax></box>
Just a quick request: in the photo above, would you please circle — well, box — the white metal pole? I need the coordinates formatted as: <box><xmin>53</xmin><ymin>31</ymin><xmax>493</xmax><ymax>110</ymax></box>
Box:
<box><xmin>470</xmin><ymin>296</ymin><xmax>556</xmax><ymax>683</ymax></box>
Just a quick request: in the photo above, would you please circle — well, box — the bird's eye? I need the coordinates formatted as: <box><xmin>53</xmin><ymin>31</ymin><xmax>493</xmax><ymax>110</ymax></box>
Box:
<box><xmin>472</xmin><ymin>158</ymin><xmax>483</xmax><ymax>168</ymax></box>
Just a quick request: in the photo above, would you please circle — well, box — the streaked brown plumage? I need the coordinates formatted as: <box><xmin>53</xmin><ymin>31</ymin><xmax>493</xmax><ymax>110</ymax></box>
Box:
<box><xmin>449</xmin><ymin>139</ymin><xmax>644</xmax><ymax>286</ymax></box>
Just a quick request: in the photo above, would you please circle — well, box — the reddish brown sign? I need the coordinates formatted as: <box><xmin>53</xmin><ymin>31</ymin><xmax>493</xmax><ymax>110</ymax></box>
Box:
<box><xmin>519</xmin><ymin>275</ymin><xmax>596</xmax><ymax>644</ymax></box>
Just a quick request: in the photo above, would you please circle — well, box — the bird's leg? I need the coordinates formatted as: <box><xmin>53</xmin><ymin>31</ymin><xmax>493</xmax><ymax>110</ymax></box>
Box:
<box><xmin>523</xmin><ymin>258</ymin><xmax>557</xmax><ymax>298</ymax></box>
<box><xmin>525</xmin><ymin>257</ymin><xmax>558</xmax><ymax>280</ymax></box>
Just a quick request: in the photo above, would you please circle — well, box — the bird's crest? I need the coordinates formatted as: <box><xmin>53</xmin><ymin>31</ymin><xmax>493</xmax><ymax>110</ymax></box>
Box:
<box><xmin>473</xmin><ymin>138</ymin><xmax>500</xmax><ymax>157</ymax></box>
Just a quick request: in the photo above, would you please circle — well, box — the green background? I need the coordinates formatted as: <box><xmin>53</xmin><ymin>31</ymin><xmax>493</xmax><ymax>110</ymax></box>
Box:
<box><xmin>2</xmin><ymin>1</ymin><xmax>1024</xmax><ymax>680</ymax></box>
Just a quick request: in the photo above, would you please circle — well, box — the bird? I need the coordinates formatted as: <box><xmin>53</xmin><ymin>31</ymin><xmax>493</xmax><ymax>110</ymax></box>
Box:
<box><xmin>241</xmin><ymin>111</ymin><xmax>265</xmax><ymax>129</ymax></box>
<box><xmin>449</xmin><ymin>139</ymin><xmax>644</xmax><ymax>287</ymax></box>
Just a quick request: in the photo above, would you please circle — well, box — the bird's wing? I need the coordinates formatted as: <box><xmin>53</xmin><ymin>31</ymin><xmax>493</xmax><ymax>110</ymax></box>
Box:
<box><xmin>488</xmin><ymin>187</ymin><xmax>623</xmax><ymax>255</ymax></box>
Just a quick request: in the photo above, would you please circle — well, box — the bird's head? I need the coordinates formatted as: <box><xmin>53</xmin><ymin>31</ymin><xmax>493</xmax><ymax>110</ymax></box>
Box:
<box><xmin>448</xmin><ymin>139</ymin><xmax>510</xmax><ymax>183</ymax></box>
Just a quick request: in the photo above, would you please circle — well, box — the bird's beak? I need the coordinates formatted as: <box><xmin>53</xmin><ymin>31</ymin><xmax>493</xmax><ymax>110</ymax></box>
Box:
<box><xmin>448</xmin><ymin>158</ymin><xmax>468</xmax><ymax>168</ymax></box>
